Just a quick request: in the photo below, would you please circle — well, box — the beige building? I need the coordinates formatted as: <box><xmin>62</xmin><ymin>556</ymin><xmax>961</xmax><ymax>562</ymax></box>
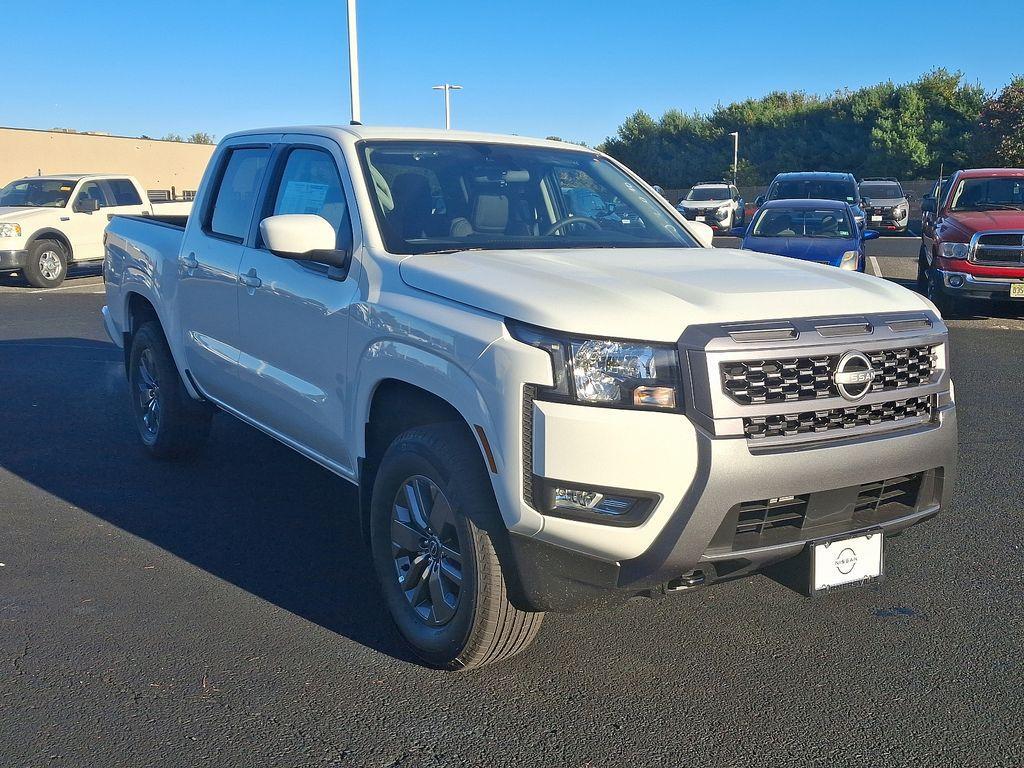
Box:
<box><xmin>0</xmin><ymin>127</ymin><xmax>216</xmax><ymax>196</ymax></box>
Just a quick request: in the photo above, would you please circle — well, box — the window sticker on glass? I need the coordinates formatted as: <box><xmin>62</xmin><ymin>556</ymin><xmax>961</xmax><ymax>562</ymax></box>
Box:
<box><xmin>278</xmin><ymin>181</ymin><xmax>329</xmax><ymax>215</ymax></box>
<box><xmin>60</xmin><ymin>186</ymin><xmax>73</xmax><ymax>192</ymax></box>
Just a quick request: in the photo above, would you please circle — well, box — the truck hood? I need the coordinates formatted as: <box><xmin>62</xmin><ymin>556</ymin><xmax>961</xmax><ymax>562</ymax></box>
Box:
<box><xmin>399</xmin><ymin>247</ymin><xmax>927</xmax><ymax>342</ymax></box>
<box><xmin>0</xmin><ymin>206</ymin><xmax>65</xmax><ymax>223</ymax></box>
<box><xmin>946</xmin><ymin>210</ymin><xmax>1024</xmax><ymax>235</ymax></box>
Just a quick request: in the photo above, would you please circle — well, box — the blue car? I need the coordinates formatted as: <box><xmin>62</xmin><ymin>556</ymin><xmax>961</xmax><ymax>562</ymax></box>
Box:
<box><xmin>731</xmin><ymin>199</ymin><xmax>878</xmax><ymax>271</ymax></box>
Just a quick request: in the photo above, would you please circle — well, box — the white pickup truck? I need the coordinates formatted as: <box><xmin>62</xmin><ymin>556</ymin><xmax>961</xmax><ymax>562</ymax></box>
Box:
<box><xmin>102</xmin><ymin>126</ymin><xmax>957</xmax><ymax>670</ymax></box>
<box><xmin>0</xmin><ymin>174</ymin><xmax>191</xmax><ymax>287</ymax></box>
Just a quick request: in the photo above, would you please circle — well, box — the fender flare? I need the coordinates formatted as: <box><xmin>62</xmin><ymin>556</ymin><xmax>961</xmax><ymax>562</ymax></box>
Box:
<box><xmin>26</xmin><ymin>228</ymin><xmax>74</xmax><ymax>261</ymax></box>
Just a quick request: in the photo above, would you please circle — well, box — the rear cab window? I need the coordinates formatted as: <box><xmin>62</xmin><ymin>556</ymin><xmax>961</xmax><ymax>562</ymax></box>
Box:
<box><xmin>107</xmin><ymin>178</ymin><xmax>143</xmax><ymax>207</ymax></box>
<box><xmin>205</xmin><ymin>146</ymin><xmax>272</xmax><ymax>242</ymax></box>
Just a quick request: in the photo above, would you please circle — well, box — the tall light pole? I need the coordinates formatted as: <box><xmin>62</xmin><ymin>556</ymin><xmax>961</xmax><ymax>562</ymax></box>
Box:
<box><xmin>432</xmin><ymin>84</ymin><xmax>463</xmax><ymax>130</ymax></box>
<box><xmin>729</xmin><ymin>131</ymin><xmax>739</xmax><ymax>187</ymax></box>
<box><xmin>346</xmin><ymin>0</ymin><xmax>361</xmax><ymax>124</ymax></box>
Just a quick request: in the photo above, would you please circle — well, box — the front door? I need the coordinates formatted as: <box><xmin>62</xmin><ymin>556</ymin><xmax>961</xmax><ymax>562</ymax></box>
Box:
<box><xmin>234</xmin><ymin>138</ymin><xmax>360</xmax><ymax>473</ymax></box>
<box><xmin>63</xmin><ymin>180</ymin><xmax>111</xmax><ymax>262</ymax></box>
<box><xmin>177</xmin><ymin>142</ymin><xmax>274</xmax><ymax>403</ymax></box>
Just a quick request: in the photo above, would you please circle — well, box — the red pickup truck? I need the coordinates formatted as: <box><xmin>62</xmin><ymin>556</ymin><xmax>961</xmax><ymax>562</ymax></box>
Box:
<box><xmin>918</xmin><ymin>168</ymin><xmax>1024</xmax><ymax>313</ymax></box>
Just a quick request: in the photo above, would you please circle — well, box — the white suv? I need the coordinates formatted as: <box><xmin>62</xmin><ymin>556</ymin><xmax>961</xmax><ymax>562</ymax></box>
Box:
<box><xmin>676</xmin><ymin>182</ymin><xmax>744</xmax><ymax>231</ymax></box>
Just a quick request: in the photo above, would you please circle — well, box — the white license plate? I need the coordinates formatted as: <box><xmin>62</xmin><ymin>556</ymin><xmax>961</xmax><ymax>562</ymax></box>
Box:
<box><xmin>1011</xmin><ymin>283</ymin><xmax>1024</xmax><ymax>298</ymax></box>
<box><xmin>870</xmin><ymin>215</ymin><xmax>882</xmax><ymax>222</ymax></box>
<box><xmin>696</xmin><ymin>215</ymin><xmax>705</xmax><ymax>222</ymax></box>
<box><xmin>811</xmin><ymin>531</ymin><xmax>883</xmax><ymax>592</ymax></box>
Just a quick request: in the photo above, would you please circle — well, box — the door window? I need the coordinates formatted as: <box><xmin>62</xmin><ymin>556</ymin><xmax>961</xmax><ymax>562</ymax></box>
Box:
<box><xmin>77</xmin><ymin>181</ymin><xmax>110</xmax><ymax>209</ymax></box>
<box><xmin>207</xmin><ymin>147</ymin><xmax>271</xmax><ymax>242</ymax></box>
<box><xmin>107</xmin><ymin>178</ymin><xmax>143</xmax><ymax>206</ymax></box>
<box><xmin>271</xmin><ymin>148</ymin><xmax>352</xmax><ymax>250</ymax></box>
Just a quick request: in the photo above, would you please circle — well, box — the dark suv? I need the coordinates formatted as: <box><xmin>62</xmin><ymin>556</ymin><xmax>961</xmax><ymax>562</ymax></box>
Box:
<box><xmin>758</xmin><ymin>172</ymin><xmax>866</xmax><ymax>229</ymax></box>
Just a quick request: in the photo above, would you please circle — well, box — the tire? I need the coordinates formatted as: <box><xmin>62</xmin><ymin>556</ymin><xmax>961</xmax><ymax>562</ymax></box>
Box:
<box><xmin>369</xmin><ymin>423</ymin><xmax>543</xmax><ymax>670</ymax></box>
<box><xmin>925</xmin><ymin>268</ymin><xmax>961</xmax><ymax>318</ymax></box>
<box><xmin>127</xmin><ymin>322</ymin><xmax>212</xmax><ymax>459</ymax></box>
<box><xmin>23</xmin><ymin>239</ymin><xmax>68</xmax><ymax>288</ymax></box>
<box><xmin>916</xmin><ymin>242</ymin><xmax>929</xmax><ymax>294</ymax></box>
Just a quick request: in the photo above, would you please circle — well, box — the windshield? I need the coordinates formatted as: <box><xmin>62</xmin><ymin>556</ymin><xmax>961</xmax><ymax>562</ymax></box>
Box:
<box><xmin>949</xmin><ymin>177</ymin><xmax>1024</xmax><ymax>211</ymax></box>
<box><xmin>859</xmin><ymin>182</ymin><xmax>903</xmax><ymax>200</ymax></box>
<box><xmin>751</xmin><ymin>207</ymin><xmax>854</xmax><ymax>239</ymax></box>
<box><xmin>0</xmin><ymin>178</ymin><xmax>76</xmax><ymax>208</ymax></box>
<box><xmin>685</xmin><ymin>186</ymin><xmax>730</xmax><ymax>201</ymax></box>
<box><xmin>358</xmin><ymin>141</ymin><xmax>696</xmax><ymax>255</ymax></box>
<box><xmin>768</xmin><ymin>179</ymin><xmax>857</xmax><ymax>205</ymax></box>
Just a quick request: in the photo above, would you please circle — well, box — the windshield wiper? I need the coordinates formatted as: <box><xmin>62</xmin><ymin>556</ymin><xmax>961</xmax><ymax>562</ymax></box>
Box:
<box><xmin>972</xmin><ymin>202</ymin><xmax>1024</xmax><ymax>211</ymax></box>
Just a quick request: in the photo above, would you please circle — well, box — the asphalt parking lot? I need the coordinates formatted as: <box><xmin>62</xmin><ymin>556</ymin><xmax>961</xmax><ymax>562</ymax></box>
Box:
<box><xmin>2</xmin><ymin>240</ymin><xmax>1023</xmax><ymax>767</ymax></box>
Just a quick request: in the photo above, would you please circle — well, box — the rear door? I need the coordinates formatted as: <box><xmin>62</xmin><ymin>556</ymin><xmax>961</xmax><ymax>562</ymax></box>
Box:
<box><xmin>233</xmin><ymin>136</ymin><xmax>361</xmax><ymax>473</ymax></box>
<box><xmin>102</xmin><ymin>178</ymin><xmax>151</xmax><ymax>220</ymax></box>
<box><xmin>177</xmin><ymin>138</ymin><xmax>276</xmax><ymax>403</ymax></box>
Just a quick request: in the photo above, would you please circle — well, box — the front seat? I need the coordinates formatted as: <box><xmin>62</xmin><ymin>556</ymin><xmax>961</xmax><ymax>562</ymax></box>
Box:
<box><xmin>450</xmin><ymin>192</ymin><xmax>510</xmax><ymax>237</ymax></box>
<box><xmin>390</xmin><ymin>173</ymin><xmax>435</xmax><ymax>238</ymax></box>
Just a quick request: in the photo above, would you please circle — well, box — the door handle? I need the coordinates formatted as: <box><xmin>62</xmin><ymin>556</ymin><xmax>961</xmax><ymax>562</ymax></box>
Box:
<box><xmin>179</xmin><ymin>252</ymin><xmax>199</xmax><ymax>270</ymax></box>
<box><xmin>240</xmin><ymin>268</ymin><xmax>262</xmax><ymax>289</ymax></box>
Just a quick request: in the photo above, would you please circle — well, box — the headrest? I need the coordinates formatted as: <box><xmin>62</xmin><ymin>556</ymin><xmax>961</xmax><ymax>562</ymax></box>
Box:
<box><xmin>472</xmin><ymin>194</ymin><xmax>509</xmax><ymax>233</ymax></box>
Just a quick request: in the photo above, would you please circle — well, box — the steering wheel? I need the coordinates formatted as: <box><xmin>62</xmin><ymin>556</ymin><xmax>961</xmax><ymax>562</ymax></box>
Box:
<box><xmin>544</xmin><ymin>215</ymin><xmax>602</xmax><ymax>237</ymax></box>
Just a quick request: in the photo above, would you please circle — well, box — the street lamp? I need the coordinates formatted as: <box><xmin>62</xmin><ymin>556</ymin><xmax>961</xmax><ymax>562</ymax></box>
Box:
<box><xmin>432</xmin><ymin>84</ymin><xmax>463</xmax><ymax>130</ymax></box>
<box><xmin>346</xmin><ymin>0</ymin><xmax>361</xmax><ymax>124</ymax></box>
<box><xmin>728</xmin><ymin>131</ymin><xmax>739</xmax><ymax>188</ymax></box>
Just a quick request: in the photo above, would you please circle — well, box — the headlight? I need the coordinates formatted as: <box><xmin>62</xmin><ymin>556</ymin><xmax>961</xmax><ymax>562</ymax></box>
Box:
<box><xmin>509</xmin><ymin>322</ymin><xmax>682</xmax><ymax>410</ymax></box>
<box><xmin>0</xmin><ymin>223</ymin><xmax>22</xmax><ymax>238</ymax></box>
<box><xmin>716</xmin><ymin>205</ymin><xmax>730</xmax><ymax>217</ymax></box>
<box><xmin>895</xmin><ymin>204</ymin><xmax>908</xmax><ymax>219</ymax></box>
<box><xmin>940</xmin><ymin>242</ymin><xmax>969</xmax><ymax>259</ymax></box>
<box><xmin>839</xmin><ymin>251</ymin><xmax>860</xmax><ymax>270</ymax></box>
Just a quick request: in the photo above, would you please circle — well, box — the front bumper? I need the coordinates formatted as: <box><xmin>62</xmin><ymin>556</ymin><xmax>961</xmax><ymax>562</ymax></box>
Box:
<box><xmin>678</xmin><ymin>208</ymin><xmax>731</xmax><ymax>228</ymax></box>
<box><xmin>937</xmin><ymin>269</ymin><xmax>1024</xmax><ymax>301</ymax></box>
<box><xmin>0</xmin><ymin>249</ymin><xmax>28</xmax><ymax>271</ymax></box>
<box><xmin>502</xmin><ymin>312</ymin><xmax>957</xmax><ymax>612</ymax></box>
<box><xmin>508</xmin><ymin>408</ymin><xmax>955</xmax><ymax>611</ymax></box>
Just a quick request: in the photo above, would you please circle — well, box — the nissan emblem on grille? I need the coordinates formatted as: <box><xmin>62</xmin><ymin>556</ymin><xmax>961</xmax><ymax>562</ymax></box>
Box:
<box><xmin>833</xmin><ymin>351</ymin><xmax>876</xmax><ymax>401</ymax></box>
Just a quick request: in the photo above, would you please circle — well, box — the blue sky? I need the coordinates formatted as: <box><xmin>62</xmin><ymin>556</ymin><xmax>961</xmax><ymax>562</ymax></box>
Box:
<box><xmin>8</xmin><ymin>1</ymin><xmax>1021</xmax><ymax>146</ymax></box>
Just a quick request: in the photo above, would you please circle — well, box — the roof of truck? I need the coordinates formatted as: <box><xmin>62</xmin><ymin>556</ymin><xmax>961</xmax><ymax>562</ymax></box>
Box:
<box><xmin>222</xmin><ymin>124</ymin><xmax>595</xmax><ymax>152</ymax></box>
<box><xmin>18</xmin><ymin>173</ymin><xmax>121</xmax><ymax>181</ymax></box>
<box><xmin>956</xmin><ymin>168</ymin><xmax>1024</xmax><ymax>179</ymax></box>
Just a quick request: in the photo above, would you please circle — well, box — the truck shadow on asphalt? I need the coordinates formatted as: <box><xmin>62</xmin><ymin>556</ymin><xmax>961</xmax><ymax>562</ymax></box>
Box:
<box><xmin>0</xmin><ymin>335</ymin><xmax>417</xmax><ymax>665</ymax></box>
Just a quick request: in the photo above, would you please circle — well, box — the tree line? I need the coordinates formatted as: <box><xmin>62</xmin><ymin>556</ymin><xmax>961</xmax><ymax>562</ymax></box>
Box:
<box><xmin>598</xmin><ymin>69</ymin><xmax>1024</xmax><ymax>187</ymax></box>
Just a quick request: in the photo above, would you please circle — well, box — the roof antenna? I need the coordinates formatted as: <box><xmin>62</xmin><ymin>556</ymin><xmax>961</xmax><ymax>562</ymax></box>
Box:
<box><xmin>347</xmin><ymin>0</ymin><xmax>362</xmax><ymax>125</ymax></box>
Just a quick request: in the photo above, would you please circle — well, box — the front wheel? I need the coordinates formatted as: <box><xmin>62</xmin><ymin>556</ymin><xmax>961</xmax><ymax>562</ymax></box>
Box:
<box><xmin>370</xmin><ymin>424</ymin><xmax>543</xmax><ymax>670</ymax></box>
<box><xmin>23</xmin><ymin>240</ymin><xmax>68</xmax><ymax>288</ymax></box>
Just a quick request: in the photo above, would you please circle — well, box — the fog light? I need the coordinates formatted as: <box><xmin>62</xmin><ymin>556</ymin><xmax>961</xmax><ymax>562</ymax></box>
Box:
<box><xmin>633</xmin><ymin>385</ymin><xmax>677</xmax><ymax>408</ymax></box>
<box><xmin>553</xmin><ymin>487</ymin><xmax>602</xmax><ymax>511</ymax></box>
<box><xmin>947</xmin><ymin>274</ymin><xmax>966</xmax><ymax>288</ymax></box>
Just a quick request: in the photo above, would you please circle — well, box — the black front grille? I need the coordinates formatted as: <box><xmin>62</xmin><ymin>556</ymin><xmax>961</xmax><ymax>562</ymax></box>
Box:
<box><xmin>735</xmin><ymin>494</ymin><xmax>810</xmax><ymax>537</ymax></box>
<box><xmin>721</xmin><ymin>471</ymin><xmax>929</xmax><ymax>551</ymax></box>
<box><xmin>974</xmin><ymin>233</ymin><xmax>1024</xmax><ymax>265</ymax></box>
<box><xmin>522</xmin><ymin>385</ymin><xmax>536</xmax><ymax>507</ymax></box>
<box><xmin>722</xmin><ymin>346</ymin><xmax>935</xmax><ymax>405</ymax></box>
<box><xmin>854</xmin><ymin>474</ymin><xmax>924</xmax><ymax>522</ymax></box>
<box><xmin>743</xmin><ymin>396</ymin><xmax>933</xmax><ymax>440</ymax></box>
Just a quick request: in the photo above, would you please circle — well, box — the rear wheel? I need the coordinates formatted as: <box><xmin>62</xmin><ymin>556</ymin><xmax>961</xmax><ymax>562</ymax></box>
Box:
<box><xmin>128</xmin><ymin>322</ymin><xmax>212</xmax><ymax>459</ymax></box>
<box><xmin>370</xmin><ymin>423</ymin><xmax>543</xmax><ymax>670</ymax></box>
<box><xmin>23</xmin><ymin>240</ymin><xmax>68</xmax><ymax>288</ymax></box>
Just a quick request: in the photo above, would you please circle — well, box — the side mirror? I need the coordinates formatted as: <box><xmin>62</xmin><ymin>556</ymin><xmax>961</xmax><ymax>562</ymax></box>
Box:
<box><xmin>259</xmin><ymin>214</ymin><xmax>350</xmax><ymax>274</ymax></box>
<box><xmin>75</xmin><ymin>198</ymin><xmax>100</xmax><ymax>213</ymax></box>
<box><xmin>906</xmin><ymin>191</ymin><xmax>915</xmax><ymax>201</ymax></box>
<box><xmin>729</xmin><ymin>226</ymin><xmax>747</xmax><ymax>237</ymax></box>
<box><xmin>921</xmin><ymin>199</ymin><xmax>936</xmax><ymax>214</ymax></box>
<box><xmin>754</xmin><ymin>195</ymin><xmax>765</xmax><ymax>207</ymax></box>
<box><xmin>688</xmin><ymin>220</ymin><xmax>715</xmax><ymax>247</ymax></box>
<box><xmin>862</xmin><ymin>230</ymin><xmax>880</xmax><ymax>241</ymax></box>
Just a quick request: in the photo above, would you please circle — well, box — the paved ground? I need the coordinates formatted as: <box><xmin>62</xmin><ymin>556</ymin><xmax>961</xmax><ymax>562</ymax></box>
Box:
<box><xmin>2</xmin><ymin>243</ymin><xmax>1023</xmax><ymax>767</ymax></box>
